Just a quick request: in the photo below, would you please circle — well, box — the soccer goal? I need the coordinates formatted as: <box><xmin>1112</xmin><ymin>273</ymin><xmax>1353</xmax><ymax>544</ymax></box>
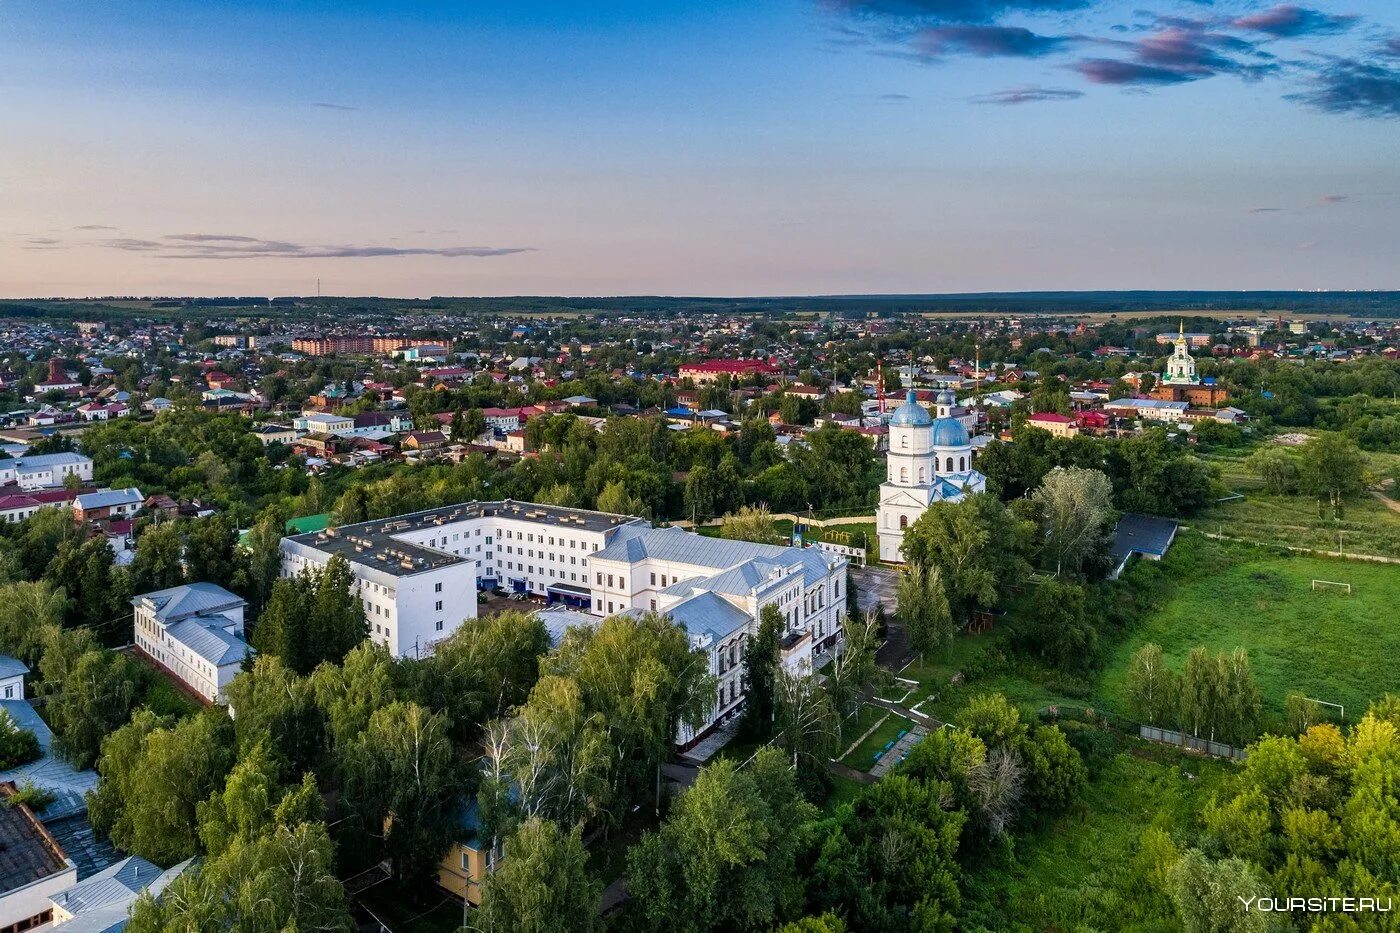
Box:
<box><xmin>1312</xmin><ymin>579</ymin><xmax>1352</xmax><ymax>595</ymax></box>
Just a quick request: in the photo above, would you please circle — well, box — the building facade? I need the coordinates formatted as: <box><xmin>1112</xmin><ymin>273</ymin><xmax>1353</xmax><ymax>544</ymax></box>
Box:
<box><xmin>1150</xmin><ymin>322</ymin><xmax>1229</xmax><ymax>406</ymax></box>
<box><xmin>132</xmin><ymin>583</ymin><xmax>251</xmax><ymax>703</ymax></box>
<box><xmin>877</xmin><ymin>390</ymin><xmax>987</xmax><ymax>563</ymax></box>
<box><xmin>280</xmin><ymin>499</ymin><xmax>847</xmax><ymax>742</ymax></box>
<box><xmin>0</xmin><ymin>453</ymin><xmax>93</xmax><ymax>491</ymax></box>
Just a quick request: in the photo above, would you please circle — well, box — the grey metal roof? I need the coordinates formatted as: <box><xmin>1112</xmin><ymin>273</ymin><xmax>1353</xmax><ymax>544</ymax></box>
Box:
<box><xmin>74</xmin><ymin>488</ymin><xmax>142</xmax><ymax>510</ymax></box>
<box><xmin>665</xmin><ymin>591</ymin><xmax>751</xmax><ymax>643</ymax></box>
<box><xmin>0</xmin><ymin>699</ymin><xmax>98</xmax><ymax>820</ymax></box>
<box><xmin>594</xmin><ymin>525</ymin><xmax>796</xmax><ymax>571</ymax></box>
<box><xmin>132</xmin><ymin>582</ymin><xmax>246</xmax><ymax>624</ymax></box>
<box><xmin>49</xmin><ymin>856</ymin><xmax>191</xmax><ymax>933</ymax></box>
<box><xmin>164</xmin><ymin>618</ymin><xmax>250</xmax><ymax>667</ymax></box>
<box><xmin>11</xmin><ymin>452</ymin><xmax>89</xmax><ymax>470</ymax></box>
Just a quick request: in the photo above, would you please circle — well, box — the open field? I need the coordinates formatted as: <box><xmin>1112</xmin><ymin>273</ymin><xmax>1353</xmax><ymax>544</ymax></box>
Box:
<box><xmin>1101</xmin><ymin>535</ymin><xmax>1400</xmax><ymax>723</ymax></box>
<box><xmin>963</xmin><ymin>746</ymin><xmax>1233</xmax><ymax>930</ymax></box>
<box><xmin>896</xmin><ymin>531</ymin><xmax>1400</xmax><ymax>735</ymax></box>
<box><xmin>1199</xmin><ymin>446</ymin><xmax>1400</xmax><ymax>559</ymax></box>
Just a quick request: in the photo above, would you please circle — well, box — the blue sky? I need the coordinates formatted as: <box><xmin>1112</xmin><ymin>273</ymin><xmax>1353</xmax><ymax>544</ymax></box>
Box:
<box><xmin>1</xmin><ymin>0</ymin><xmax>1397</xmax><ymax>297</ymax></box>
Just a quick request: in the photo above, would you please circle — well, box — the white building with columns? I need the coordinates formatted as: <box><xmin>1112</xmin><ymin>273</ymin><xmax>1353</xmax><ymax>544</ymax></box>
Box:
<box><xmin>877</xmin><ymin>390</ymin><xmax>986</xmax><ymax>563</ymax></box>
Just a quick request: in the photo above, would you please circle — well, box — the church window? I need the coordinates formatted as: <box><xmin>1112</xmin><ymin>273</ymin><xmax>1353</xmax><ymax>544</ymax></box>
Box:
<box><xmin>899</xmin><ymin>467</ymin><xmax>908</xmax><ymax>483</ymax></box>
<box><xmin>899</xmin><ymin>515</ymin><xmax>908</xmax><ymax>529</ymax></box>
<box><xmin>946</xmin><ymin>457</ymin><xmax>954</xmax><ymax>472</ymax></box>
<box><xmin>918</xmin><ymin>468</ymin><xmax>925</xmax><ymax>483</ymax></box>
<box><xmin>900</xmin><ymin>434</ymin><xmax>908</xmax><ymax>449</ymax></box>
<box><xmin>959</xmin><ymin>456</ymin><xmax>966</xmax><ymax>471</ymax></box>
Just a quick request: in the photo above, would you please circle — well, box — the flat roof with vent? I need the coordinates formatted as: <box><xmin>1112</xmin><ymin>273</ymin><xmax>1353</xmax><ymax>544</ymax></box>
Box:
<box><xmin>284</xmin><ymin>499</ymin><xmax>646</xmax><ymax>577</ymax></box>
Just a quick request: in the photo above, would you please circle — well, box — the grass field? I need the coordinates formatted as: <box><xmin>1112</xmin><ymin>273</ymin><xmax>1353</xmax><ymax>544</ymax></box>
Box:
<box><xmin>963</xmin><ymin>746</ymin><xmax>1233</xmax><ymax>930</ymax></box>
<box><xmin>1100</xmin><ymin>534</ymin><xmax>1400</xmax><ymax>724</ymax></box>
<box><xmin>840</xmin><ymin>705</ymin><xmax>917</xmax><ymax>769</ymax></box>
<box><xmin>1197</xmin><ymin>444</ymin><xmax>1400</xmax><ymax>559</ymax></box>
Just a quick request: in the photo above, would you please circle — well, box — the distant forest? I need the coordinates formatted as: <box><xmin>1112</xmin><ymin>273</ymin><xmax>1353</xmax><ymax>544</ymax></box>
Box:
<box><xmin>3</xmin><ymin>290</ymin><xmax>1399</xmax><ymax>322</ymax></box>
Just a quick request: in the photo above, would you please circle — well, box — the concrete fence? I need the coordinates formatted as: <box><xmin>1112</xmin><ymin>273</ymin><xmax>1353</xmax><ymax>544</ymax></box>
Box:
<box><xmin>1139</xmin><ymin>725</ymin><xmax>1248</xmax><ymax>760</ymax></box>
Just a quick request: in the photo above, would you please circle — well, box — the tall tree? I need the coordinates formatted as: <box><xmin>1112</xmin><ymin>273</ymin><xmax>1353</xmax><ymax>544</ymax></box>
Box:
<box><xmin>774</xmin><ymin>670</ymin><xmax>839</xmax><ymax>776</ymax></box>
<box><xmin>901</xmin><ymin>495</ymin><xmax>1032</xmax><ymax>622</ymax></box>
<box><xmin>473</xmin><ymin>818</ymin><xmax>603</xmax><ymax>933</ymax></box>
<box><xmin>897</xmin><ymin>562</ymin><xmax>954</xmax><ymax>660</ymax></box>
<box><xmin>1124</xmin><ymin>643</ymin><xmax>1179</xmax><ymax>726</ymax></box>
<box><xmin>808</xmin><ymin>775</ymin><xmax>964</xmax><ymax>931</ymax></box>
<box><xmin>825</xmin><ymin>611</ymin><xmax>882</xmax><ymax>726</ymax></box>
<box><xmin>224</xmin><ymin>655</ymin><xmax>326</xmax><ymax>777</ymax></box>
<box><xmin>628</xmin><ymin>749</ymin><xmax>815</xmax><ymax>933</ymax></box>
<box><xmin>0</xmin><ymin>581</ymin><xmax>67</xmax><ymax>668</ymax></box>
<box><xmin>1031</xmin><ymin>467</ymin><xmax>1116</xmax><ymax>579</ymax></box>
<box><xmin>88</xmin><ymin>709</ymin><xmax>236</xmax><ymax>865</ymax></box>
<box><xmin>45</xmin><ymin>648</ymin><xmax>141</xmax><ymax>769</ymax></box>
<box><xmin>126</xmin><ymin>822</ymin><xmax>352</xmax><ymax>932</ymax></box>
<box><xmin>240</xmin><ymin>505</ymin><xmax>286</xmax><ymax>615</ymax></box>
<box><xmin>341</xmin><ymin>701</ymin><xmax>460</xmax><ymax>886</ymax></box>
<box><xmin>742</xmin><ymin>605</ymin><xmax>784</xmax><ymax>737</ymax></box>
<box><xmin>408</xmin><ymin>610</ymin><xmax>549</xmax><ymax>740</ymax></box>
<box><xmin>541</xmin><ymin>613</ymin><xmax>714</xmax><ymax>824</ymax></box>
<box><xmin>479</xmin><ymin>675</ymin><xmax>610</xmax><ymax>838</ymax></box>
<box><xmin>47</xmin><ymin>537</ymin><xmax>130</xmax><ymax>635</ymax></box>
<box><xmin>130</xmin><ymin>519</ymin><xmax>187</xmax><ymax>593</ymax></box>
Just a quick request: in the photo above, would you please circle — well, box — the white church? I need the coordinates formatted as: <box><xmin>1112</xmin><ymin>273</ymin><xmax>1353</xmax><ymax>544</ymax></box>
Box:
<box><xmin>877</xmin><ymin>389</ymin><xmax>987</xmax><ymax>563</ymax></box>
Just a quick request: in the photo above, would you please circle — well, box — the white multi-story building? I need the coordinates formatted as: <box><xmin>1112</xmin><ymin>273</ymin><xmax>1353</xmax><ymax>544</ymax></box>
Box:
<box><xmin>877</xmin><ymin>390</ymin><xmax>987</xmax><ymax>563</ymax></box>
<box><xmin>0</xmin><ymin>453</ymin><xmax>93</xmax><ymax>490</ymax></box>
<box><xmin>280</xmin><ymin>500</ymin><xmax>848</xmax><ymax>745</ymax></box>
<box><xmin>132</xmin><ymin>583</ymin><xmax>251</xmax><ymax>703</ymax></box>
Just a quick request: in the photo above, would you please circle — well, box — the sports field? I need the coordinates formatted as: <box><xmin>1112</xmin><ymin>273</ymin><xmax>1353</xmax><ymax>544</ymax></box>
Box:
<box><xmin>1101</xmin><ymin>535</ymin><xmax>1400</xmax><ymax>723</ymax></box>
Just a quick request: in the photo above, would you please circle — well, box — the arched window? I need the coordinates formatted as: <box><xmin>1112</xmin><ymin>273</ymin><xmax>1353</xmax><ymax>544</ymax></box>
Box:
<box><xmin>946</xmin><ymin>457</ymin><xmax>954</xmax><ymax>472</ymax></box>
<box><xmin>959</xmin><ymin>456</ymin><xmax>966</xmax><ymax>471</ymax></box>
<box><xmin>899</xmin><ymin>467</ymin><xmax>908</xmax><ymax>483</ymax></box>
<box><xmin>900</xmin><ymin>434</ymin><xmax>908</xmax><ymax>449</ymax></box>
<box><xmin>899</xmin><ymin>515</ymin><xmax>908</xmax><ymax>529</ymax></box>
<box><xmin>918</xmin><ymin>468</ymin><xmax>925</xmax><ymax>483</ymax></box>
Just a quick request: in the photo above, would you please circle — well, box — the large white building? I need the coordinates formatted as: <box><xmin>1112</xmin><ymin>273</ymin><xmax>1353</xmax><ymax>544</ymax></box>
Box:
<box><xmin>877</xmin><ymin>390</ymin><xmax>987</xmax><ymax>563</ymax></box>
<box><xmin>132</xmin><ymin>583</ymin><xmax>252</xmax><ymax>703</ymax></box>
<box><xmin>280</xmin><ymin>500</ymin><xmax>848</xmax><ymax>744</ymax></box>
<box><xmin>0</xmin><ymin>453</ymin><xmax>93</xmax><ymax>490</ymax></box>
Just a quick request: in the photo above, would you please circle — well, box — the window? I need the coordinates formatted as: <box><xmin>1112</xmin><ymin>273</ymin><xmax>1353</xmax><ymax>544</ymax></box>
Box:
<box><xmin>650</xmin><ymin>572</ymin><xmax>656</xmax><ymax>586</ymax></box>
<box><xmin>435</xmin><ymin>600</ymin><xmax>443</xmax><ymax>611</ymax></box>
<box><xmin>435</xmin><ymin>582</ymin><xmax>443</xmax><ymax>593</ymax></box>
<box><xmin>899</xmin><ymin>515</ymin><xmax>908</xmax><ymax>529</ymax></box>
<box><xmin>900</xmin><ymin>434</ymin><xmax>908</xmax><ymax>448</ymax></box>
<box><xmin>960</xmin><ymin>456</ymin><xmax>966</xmax><ymax>471</ymax></box>
<box><xmin>899</xmin><ymin>467</ymin><xmax>908</xmax><ymax>483</ymax></box>
<box><xmin>946</xmin><ymin>457</ymin><xmax>954</xmax><ymax>472</ymax></box>
<box><xmin>918</xmin><ymin>468</ymin><xmax>925</xmax><ymax>483</ymax></box>
<box><xmin>436</xmin><ymin>620</ymin><xmax>444</xmax><ymax>631</ymax></box>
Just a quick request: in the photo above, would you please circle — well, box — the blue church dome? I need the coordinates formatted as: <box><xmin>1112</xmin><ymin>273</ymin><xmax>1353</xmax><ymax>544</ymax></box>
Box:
<box><xmin>889</xmin><ymin>390</ymin><xmax>932</xmax><ymax>427</ymax></box>
<box><xmin>931</xmin><ymin>417</ymin><xmax>970</xmax><ymax>447</ymax></box>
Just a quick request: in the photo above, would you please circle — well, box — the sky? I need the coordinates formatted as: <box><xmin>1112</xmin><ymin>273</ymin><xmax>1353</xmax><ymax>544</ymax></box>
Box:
<box><xmin>1</xmin><ymin>0</ymin><xmax>1398</xmax><ymax>298</ymax></box>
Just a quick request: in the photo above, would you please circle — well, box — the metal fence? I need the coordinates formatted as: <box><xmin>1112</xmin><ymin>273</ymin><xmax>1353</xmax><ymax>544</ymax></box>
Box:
<box><xmin>1139</xmin><ymin>725</ymin><xmax>1248</xmax><ymax>760</ymax></box>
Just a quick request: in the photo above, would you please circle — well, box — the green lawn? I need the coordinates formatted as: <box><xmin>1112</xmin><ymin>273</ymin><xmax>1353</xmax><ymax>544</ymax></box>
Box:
<box><xmin>1197</xmin><ymin>445</ymin><xmax>1400</xmax><ymax>559</ymax></box>
<box><xmin>840</xmin><ymin>706</ymin><xmax>917</xmax><ymax>769</ymax></box>
<box><xmin>962</xmin><ymin>747</ymin><xmax>1234</xmax><ymax>931</ymax></box>
<box><xmin>1100</xmin><ymin>534</ymin><xmax>1400</xmax><ymax>724</ymax></box>
<box><xmin>892</xmin><ymin>530</ymin><xmax>1400</xmax><ymax>734</ymax></box>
